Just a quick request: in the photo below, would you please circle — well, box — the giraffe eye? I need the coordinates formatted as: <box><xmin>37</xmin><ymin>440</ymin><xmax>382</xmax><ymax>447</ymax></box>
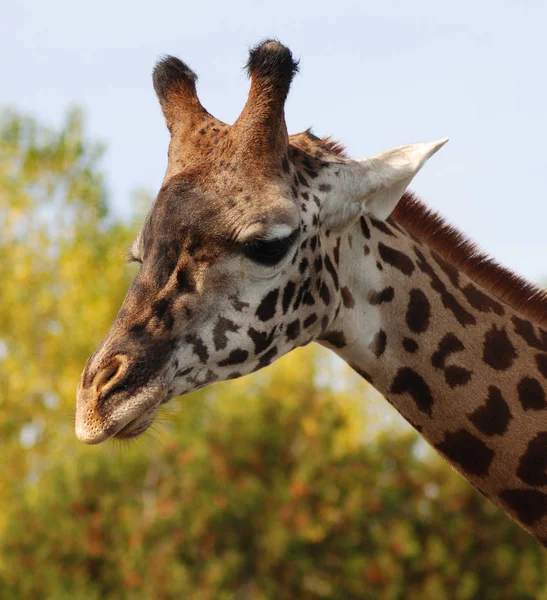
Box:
<box><xmin>243</xmin><ymin>232</ymin><xmax>297</xmax><ymax>266</ymax></box>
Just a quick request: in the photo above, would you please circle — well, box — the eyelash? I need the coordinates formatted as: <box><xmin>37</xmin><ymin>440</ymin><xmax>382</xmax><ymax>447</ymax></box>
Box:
<box><xmin>125</xmin><ymin>232</ymin><xmax>298</xmax><ymax>267</ymax></box>
<box><xmin>243</xmin><ymin>231</ymin><xmax>298</xmax><ymax>266</ymax></box>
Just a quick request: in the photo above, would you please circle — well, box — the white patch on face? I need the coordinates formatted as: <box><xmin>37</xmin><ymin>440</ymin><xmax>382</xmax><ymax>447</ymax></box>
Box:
<box><xmin>321</xmin><ymin>228</ymin><xmax>383</xmax><ymax>364</ymax></box>
<box><xmin>349</xmin><ymin>244</ymin><xmax>382</xmax><ymax>350</ymax></box>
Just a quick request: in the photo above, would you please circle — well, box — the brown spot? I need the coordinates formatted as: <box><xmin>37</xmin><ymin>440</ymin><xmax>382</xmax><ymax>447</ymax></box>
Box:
<box><xmin>402</xmin><ymin>338</ymin><xmax>418</xmax><ymax>353</ymax></box>
<box><xmin>255</xmin><ymin>346</ymin><xmax>278</xmax><ymax>369</ymax></box>
<box><xmin>324</xmin><ymin>255</ymin><xmax>339</xmax><ymax>289</ymax></box>
<box><xmin>512</xmin><ymin>316</ymin><xmax>547</xmax><ymax>351</ymax></box>
<box><xmin>462</xmin><ymin>283</ymin><xmax>504</xmax><ymax>316</ymax></box>
<box><xmin>468</xmin><ymin>386</ymin><xmax>512</xmax><ymax>436</ymax></box>
<box><xmin>341</xmin><ymin>286</ymin><xmax>355</xmax><ymax>308</ymax></box>
<box><xmin>232</xmin><ymin>297</ymin><xmax>249</xmax><ymax>312</ymax></box>
<box><xmin>499</xmin><ymin>489</ymin><xmax>547</xmax><ymax>525</ymax></box>
<box><xmin>431</xmin><ymin>333</ymin><xmax>464</xmax><ymax>369</ymax></box>
<box><xmin>536</xmin><ymin>354</ymin><xmax>547</xmax><ymax>379</ymax></box>
<box><xmin>319</xmin><ymin>183</ymin><xmax>332</xmax><ymax>192</ymax></box>
<box><xmin>248</xmin><ymin>326</ymin><xmax>277</xmax><ymax>355</ymax></box>
<box><xmin>370</xmin><ymin>329</ymin><xmax>387</xmax><ymax>357</ymax></box>
<box><xmin>415</xmin><ymin>248</ymin><xmax>476</xmax><ymax>326</ymax></box>
<box><xmin>390</xmin><ymin>367</ymin><xmax>434</xmax><ymax>416</ymax></box>
<box><xmin>297</xmin><ymin>172</ymin><xmax>309</xmax><ymax>187</ymax></box>
<box><xmin>303</xmin><ymin>313</ymin><xmax>318</xmax><ymax>328</ymax></box>
<box><xmin>431</xmin><ymin>251</ymin><xmax>460</xmax><ymax>288</ymax></box>
<box><xmin>286</xmin><ymin>319</ymin><xmax>301</xmax><ymax>341</ymax></box>
<box><xmin>282</xmin><ymin>281</ymin><xmax>296</xmax><ymax>314</ymax></box>
<box><xmin>378</xmin><ymin>243</ymin><xmax>415</xmax><ymax>276</ymax></box>
<box><xmin>517</xmin><ymin>377</ymin><xmax>546</xmax><ymax>410</ymax></box>
<box><xmin>406</xmin><ymin>289</ymin><xmax>431</xmax><ymax>333</ymax></box>
<box><xmin>218</xmin><ymin>348</ymin><xmax>249</xmax><ymax>367</ymax></box>
<box><xmin>321</xmin><ymin>330</ymin><xmax>346</xmax><ymax>348</ymax></box>
<box><xmin>436</xmin><ymin>429</ymin><xmax>494</xmax><ymax>476</ymax></box>
<box><xmin>314</xmin><ymin>255</ymin><xmax>323</xmax><ymax>272</ymax></box>
<box><xmin>444</xmin><ymin>366</ymin><xmax>472</xmax><ymax>388</ymax></box>
<box><xmin>303</xmin><ymin>290</ymin><xmax>315</xmax><ymax>306</ymax></box>
<box><xmin>176</xmin><ymin>366</ymin><xmax>193</xmax><ymax>378</ymax></box>
<box><xmin>213</xmin><ymin>317</ymin><xmax>240</xmax><ymax>351</ymax></box>
<box><xmin>129</xmin><ymin>322</ymin><xmax>148</xmax><ymax>341</ymax></box>
<box><xmin>483</xmin><ymin>325</ymin><xmax>517</xmax><ymax>370</ymax></box>
<box><xmin>319</xmin><ymin>282</ymin><xmax>331</xmax><ymax>306</ymax></box>
<box><xmin>256</xmin><ymin>289</ymin><xmax>279</xmax><ymax>322</ymax></box>
<box><xmin>370</xmin><ymin>217</ymin><xmax>397</xmax><ymax>237</ymax></box>
<box><xmin>517</xmin><ymin>432</ymin><xmax>547</xmax><ymax>486</ymax></box>
<box><xmin>185</xmin><ymin>334</ymin><xmax>209</xmax><ymax>364</ymax></box>
<box><xmin>369</xmin><ymin>287</ymin><xmax>395</xmax><ymax>305</ymax></box>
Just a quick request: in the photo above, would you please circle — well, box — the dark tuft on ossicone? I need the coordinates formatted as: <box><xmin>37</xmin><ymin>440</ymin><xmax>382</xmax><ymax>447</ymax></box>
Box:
<box><xmin>246</xmin><ymin>39</ymin><xmax>299</xmax><ymax>81</ymax></box>
<box><xmin>153</xmin><ymin>55</ymin><xmax>198</xmax><ymax>101</ymax></box>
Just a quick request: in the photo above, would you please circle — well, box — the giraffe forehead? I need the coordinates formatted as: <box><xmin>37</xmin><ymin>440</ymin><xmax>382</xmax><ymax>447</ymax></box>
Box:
<box><xmin>138</xmin><ymin>176</ymin><xmax>300</xmax><ymax>260</ymax></box>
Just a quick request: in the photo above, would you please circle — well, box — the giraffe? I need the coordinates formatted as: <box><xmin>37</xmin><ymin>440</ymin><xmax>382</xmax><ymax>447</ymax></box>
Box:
<box><xmin>75</xmin><ymin>40</ymin><xmax>547</xmax><ymax>545</ymax></box>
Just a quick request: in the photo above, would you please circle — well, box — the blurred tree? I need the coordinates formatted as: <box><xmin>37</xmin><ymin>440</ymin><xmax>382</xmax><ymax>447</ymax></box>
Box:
<box><xmin>0</xmin><ymin>108</ymin><xmax>140</xmax><ymax>521</ymax></box>
<box><xmin>0</xmin><ymin>349</ymin><xmax>546</xmax><ymax>599</ymax></box>
<box><xmin>0</xmin><ymin>109</ymin><xmax>545</xmax><ymax>599</ymax></box>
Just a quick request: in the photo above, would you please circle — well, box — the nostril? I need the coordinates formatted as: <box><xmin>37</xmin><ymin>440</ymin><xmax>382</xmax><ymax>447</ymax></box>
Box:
<box><xmin>93</xmin><ymin>356</ymin><xmax>127</xmax><ymax>398</ymax></box>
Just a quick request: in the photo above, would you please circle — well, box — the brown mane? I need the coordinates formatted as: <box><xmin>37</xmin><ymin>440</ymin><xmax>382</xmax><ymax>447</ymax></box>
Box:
<box><xmin>392</xmin><ymin>192</ymin><xmax>547</xmax><ymax>327</ymax></box>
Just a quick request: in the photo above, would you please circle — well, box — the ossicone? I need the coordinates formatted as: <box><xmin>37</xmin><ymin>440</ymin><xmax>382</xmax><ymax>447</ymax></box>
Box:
<box><xmin>245</xmin><ymin>39</ymin><xmax>299</xmax><ymax>84</ymax></box>
<box><xmin>152</xmin><ymin>54</ymin><xmax>216</xmax><ymax>139</ymax></box>
<box><xmin>229</xmin><ymin>40</ymin><xmax>299</xmax><ymax>171</ymax></box>
<box><xmin>152</xmin><ymin>55</ymin><xmax>198</xmax><ymax>103</ymax></box>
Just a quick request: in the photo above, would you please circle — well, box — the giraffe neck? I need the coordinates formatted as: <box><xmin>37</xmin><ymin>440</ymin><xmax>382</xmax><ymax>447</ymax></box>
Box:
<box><xmin>322</xmin><ymin>214</ymin><xmax>547</xmax><ymax>544</ymax></box>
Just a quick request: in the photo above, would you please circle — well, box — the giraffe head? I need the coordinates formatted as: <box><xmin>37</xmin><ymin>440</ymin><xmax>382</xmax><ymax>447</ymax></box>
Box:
<box><xmin>75</xmin><ymin>40</ymin><xmax>446</xmax><ymax>444</ymax></box>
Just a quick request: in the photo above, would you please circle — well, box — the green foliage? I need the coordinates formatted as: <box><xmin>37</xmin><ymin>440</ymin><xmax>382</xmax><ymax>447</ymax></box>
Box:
<box><xmin>0</xmin><ymin>109</ymin><xmax>545</xmax><ymax>599</ymax></box>
<box><xmin>0</xmin><ymin>107</ymin><xmax>139</xmax><ymax>501</ymax></box>
<box><xmin>1</xmin><ymin>362</ymin><xmax>546</xmax><ymax>599</ymax></box>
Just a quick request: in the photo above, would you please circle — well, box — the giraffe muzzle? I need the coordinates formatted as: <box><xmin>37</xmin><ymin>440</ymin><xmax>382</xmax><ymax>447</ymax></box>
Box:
<box><xmin>75</xmin><ymin>352</ymin><xmax>168</xmax><ymax>444</ymax></box>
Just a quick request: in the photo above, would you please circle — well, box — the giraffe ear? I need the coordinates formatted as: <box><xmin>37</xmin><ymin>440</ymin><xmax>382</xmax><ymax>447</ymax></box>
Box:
<box><xmin>321</xmin><ymin>139</ymin><xmax>448</xmax><ymax>229</ymax></box>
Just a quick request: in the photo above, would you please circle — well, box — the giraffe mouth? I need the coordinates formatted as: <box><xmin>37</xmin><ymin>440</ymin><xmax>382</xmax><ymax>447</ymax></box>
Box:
<box><xmin>109</xmin><ymin>383</ymin><xmax>168</xmax><ymax>441</ymax></box>
<box><xmin>114</xmin><ymin>415</ymin><xmax>154</xmax><ymax>439</ymax></box>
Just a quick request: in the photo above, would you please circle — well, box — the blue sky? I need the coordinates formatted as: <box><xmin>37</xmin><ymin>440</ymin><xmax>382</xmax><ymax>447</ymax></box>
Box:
<box><xmin>3</xmin><ymin>0</ymin><xmax>546</xmax><ymax>282</ymax></box>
